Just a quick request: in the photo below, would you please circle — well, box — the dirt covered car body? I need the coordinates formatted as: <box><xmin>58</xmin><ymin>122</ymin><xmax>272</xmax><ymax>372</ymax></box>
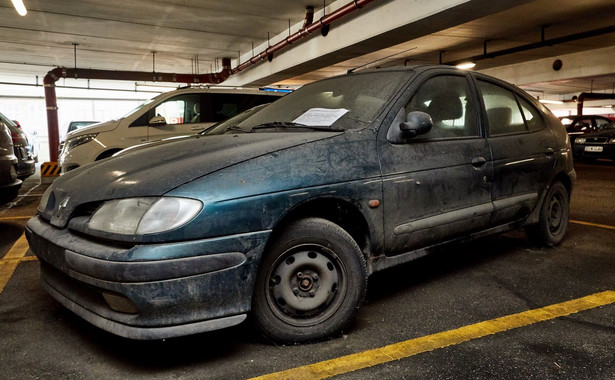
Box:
<box><xmin>26</xmin><ymin>65</ymin><xmax>575</xmax><ymax>343</ymax></box>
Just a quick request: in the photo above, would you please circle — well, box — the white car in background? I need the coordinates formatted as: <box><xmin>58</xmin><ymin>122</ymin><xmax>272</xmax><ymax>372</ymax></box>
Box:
<box><xmin>59</xmin><ymin>87</ymin><xmax>283</xmax><ymax>173</ymax></box>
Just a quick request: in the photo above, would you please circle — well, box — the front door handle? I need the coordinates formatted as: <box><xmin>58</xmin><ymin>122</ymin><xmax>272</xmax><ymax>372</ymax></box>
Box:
<box><xmin>545</xmin><ymin>147</ymin><xmax>555</xmax><ymax>157</ymax></box>
<box><xmin>471</xmin><ymin>156</ymin><xmax>487</xmax><ymax>168</ymax></box>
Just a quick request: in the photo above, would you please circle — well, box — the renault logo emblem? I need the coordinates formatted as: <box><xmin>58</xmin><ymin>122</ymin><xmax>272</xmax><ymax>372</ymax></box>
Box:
<box><xmin>56</xmin><ymin>196</ymin><xmax>70</xmax><ymax>216</ymax></box>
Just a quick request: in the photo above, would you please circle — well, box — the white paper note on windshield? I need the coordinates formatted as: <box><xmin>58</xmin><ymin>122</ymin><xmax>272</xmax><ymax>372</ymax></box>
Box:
<box><xmin>293</xmin><ymin>108</ymin><xmax>349</xmax><ymax>126</ymax></box>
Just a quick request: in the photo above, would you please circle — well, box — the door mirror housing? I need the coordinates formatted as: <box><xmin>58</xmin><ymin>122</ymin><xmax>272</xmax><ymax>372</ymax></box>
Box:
<box><xmin>400</xmin><ymin>111</ymin><xmax>432</xmax><ymax>137</ymax></box>
<box><xmin>149</xmin><ymin>116</ymin><xmax>167</xmax><ymax>126</ymax></box>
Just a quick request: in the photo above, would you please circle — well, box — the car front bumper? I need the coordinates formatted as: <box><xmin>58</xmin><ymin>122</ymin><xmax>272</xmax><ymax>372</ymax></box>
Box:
<box><xmin>25</xmin><ymin>215</ymin><xmax>270</xmax><ymax>340</ymax></box>
<box><xmin>573</xmin><ymin>144</ymin><xmax>615</xmax><ymax>160</ymax></box>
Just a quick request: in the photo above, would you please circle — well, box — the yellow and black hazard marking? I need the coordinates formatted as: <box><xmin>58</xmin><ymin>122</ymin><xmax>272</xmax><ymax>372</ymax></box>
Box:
<box><xmin>40</xmin><ymin>162</ymin><xmax>61</xmax><ymax>177</ymax></box>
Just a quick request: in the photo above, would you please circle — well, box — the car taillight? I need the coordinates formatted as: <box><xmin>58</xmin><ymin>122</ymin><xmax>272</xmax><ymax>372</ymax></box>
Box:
<box><xmin>11</xmin><ymin>131</ymin><xmax>20</xmax><ymax>144</ymax></box>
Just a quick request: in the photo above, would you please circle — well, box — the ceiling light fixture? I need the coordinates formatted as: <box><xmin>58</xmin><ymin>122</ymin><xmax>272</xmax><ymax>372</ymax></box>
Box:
<box><xmin>539</xmin><ymin>99</ymin><xmax>564</xmax><ymax>105</ymax></box>
<box><xmin>11</xmin><ymin>0</ymin><xmax>27</xmax><ymax>16</ymax></box>
<box><xmin>456</xmin><ymin>62</ymin><xmax>476</xmax><ymax>70</ymax></box>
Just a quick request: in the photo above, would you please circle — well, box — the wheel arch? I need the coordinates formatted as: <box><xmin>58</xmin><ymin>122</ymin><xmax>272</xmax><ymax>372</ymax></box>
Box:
<box><xmin>266</xmin><ymin>197</ymin><xmax>373</xmax><ymax>260</ymax></box>
<box><xmin>95</xmin><ymin>148</ymin><xmax>123</xmax><ymax>161</ymax></box>
<box><xmin>527</xmin><ymin>171</ymin><xmax>573</xmax><ymax>225</ymax></box>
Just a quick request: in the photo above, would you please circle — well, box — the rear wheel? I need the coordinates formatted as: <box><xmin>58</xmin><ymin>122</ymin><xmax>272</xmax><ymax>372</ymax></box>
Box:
<box><xmin>252</xmin><ymin>218</ymin><xmax>367</xmax><ymax>343</ymax></box>
<box><xmin>525</xmin><ymin>181</ymin><xmax>569</xmax><ymax>247</ymax></box>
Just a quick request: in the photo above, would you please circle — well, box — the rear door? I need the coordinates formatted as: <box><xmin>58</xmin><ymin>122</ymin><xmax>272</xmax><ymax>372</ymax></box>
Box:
<box><xmin>475</xmin><ymin>77</ymin><xmax>557</xmax><ymax>225</ymax></box>
<box><xmin>379</xmin><ymin>72</ymin><xmax>493</xmax><ymax>254</ymax></box>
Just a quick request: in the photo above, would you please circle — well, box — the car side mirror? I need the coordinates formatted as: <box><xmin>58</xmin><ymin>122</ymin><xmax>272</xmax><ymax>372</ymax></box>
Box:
<box><xmin>149</xmin><ymin>116</ymin><xmax>167</xmax><ymax>126</ymax></box>
<box><xmin>399</xmin><ymin>111</ymin><xmax>432</xmax><ymax>137</ymax></box>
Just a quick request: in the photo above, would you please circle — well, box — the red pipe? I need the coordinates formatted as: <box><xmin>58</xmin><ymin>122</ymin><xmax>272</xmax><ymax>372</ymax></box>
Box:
<box><xmin>232</xmin><ymin>0</ymin><xmax>378</xmax><ymax>73</ymax></box>
<box><xmin>576</xmin><ymin>92</ymin><xmax>615</xmax><ymax>116</ymax></box>
<box><xmin>43</xmin><ymin>58</ymin><xmax>231</xmax><ymax>162</ymax></box>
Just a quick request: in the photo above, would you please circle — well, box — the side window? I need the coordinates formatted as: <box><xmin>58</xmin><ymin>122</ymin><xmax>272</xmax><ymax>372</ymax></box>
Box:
<box><xmin>517</xmin><ymin>96</ymin><xmax>545</xmax><ymax>132</ymax></box>
<box><xmin>596</xmin><ymin>118</ymin><xmax>610</xmax><ymax>130</ymax></box>
<box><xmin>478</xmin><ymin>80</ymin><xmax>527</xmax><ymax>135</ymax></box>
<box><xmin>153</xmin><ymin>95</ymin><xmax>200</xmax><ymax>125</ymax></box>
<box><xmin>571</xmin><ymin>118</ymin><xmax>593</xmax><ymax>132</ymax></box>
<box><xmin>405</xmin><ymin>75</ymin><xmax>478</xmax><ymax>139</ymax></box>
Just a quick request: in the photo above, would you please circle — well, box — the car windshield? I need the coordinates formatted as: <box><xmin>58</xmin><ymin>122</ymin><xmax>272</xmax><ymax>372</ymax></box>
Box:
<box><xmin>230</xmin><ymin>70</ymin><xmax>409</xmax><ymax>133</ymax></box>
<box><xmin>119</xmin><ymin>95</ymin><xmax>161</xmax><ymax>119</ymax></box>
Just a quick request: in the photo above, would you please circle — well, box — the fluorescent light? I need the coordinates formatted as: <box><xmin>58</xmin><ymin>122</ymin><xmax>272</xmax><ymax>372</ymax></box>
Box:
<box><xmin>11</xmin><ymin>0</ymin><xmax>27</xmax><ymax>16</ymax></box>
<box><xmin>456</xmin><ymin>62</ymin><xmax>476</xmax><ymax>70</ymax></box>
<box><xmin>539</xmin><ymin>99</ymin><xmax>564</xmax><ymax>105</ymax></box>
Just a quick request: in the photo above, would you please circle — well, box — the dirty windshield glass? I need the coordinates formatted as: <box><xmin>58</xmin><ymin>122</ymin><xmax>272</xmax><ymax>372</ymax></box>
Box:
<box><xmin>233</xmin><ymin>70</ymin><xmax>409</xmax><ymax>132</ymax></box>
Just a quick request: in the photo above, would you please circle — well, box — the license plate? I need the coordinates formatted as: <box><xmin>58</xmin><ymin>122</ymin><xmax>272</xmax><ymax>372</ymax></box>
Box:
<box><xmin>585</xmin><ymin>146</ymin><xmax>603</xmax><ymax>152</ymax></box>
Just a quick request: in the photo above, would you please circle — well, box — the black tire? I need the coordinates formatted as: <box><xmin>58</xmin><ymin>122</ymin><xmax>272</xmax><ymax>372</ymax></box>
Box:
<box><xmin>525</xmin><ymin>181</ymin><xmax>570</xmax><ymax>247</ymax></box>
<box><xmin>252</xmin><ymin>217</ymin><xmax>367</xmax><ymax>343</ymax></box>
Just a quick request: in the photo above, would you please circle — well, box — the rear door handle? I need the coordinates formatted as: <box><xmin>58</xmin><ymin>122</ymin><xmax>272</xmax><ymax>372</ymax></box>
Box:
<box><xmin>545</xmin><ymin>147</ymin><xmax>555</xmax><ymax>157</ymax></box>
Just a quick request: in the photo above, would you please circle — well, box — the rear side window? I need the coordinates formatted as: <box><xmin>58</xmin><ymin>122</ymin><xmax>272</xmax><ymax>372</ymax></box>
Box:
<box><xmin>478</xmin><ymin>80</ymin><xmax>527</xmax><ymax>135</ymax></box>
<box><xmin>517</xmin><ymin>96</ymin><xmax>545</xmax><ymax>132</ymax></box>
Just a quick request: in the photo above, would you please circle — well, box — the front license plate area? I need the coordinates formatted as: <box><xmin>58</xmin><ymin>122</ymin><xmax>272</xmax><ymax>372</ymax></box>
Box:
<box><xmin>585</xmin><ymin>146</ymin><xmax>603</xmax><ymax>152</ymax></box>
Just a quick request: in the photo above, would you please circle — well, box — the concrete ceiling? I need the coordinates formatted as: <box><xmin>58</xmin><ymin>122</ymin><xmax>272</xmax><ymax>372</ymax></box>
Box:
<box><xmin>1</xmin><ymin>0</ymin><xmax>614</xmax><ymax>103</ymax></box>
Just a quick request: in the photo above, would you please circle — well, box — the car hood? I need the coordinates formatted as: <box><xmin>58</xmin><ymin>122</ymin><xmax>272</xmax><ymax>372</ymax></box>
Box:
<box><xmin>65</xmin><ymin>119</ymin><xmax>119</xmax><ymax>139</ymax></box>
<box><xmin>42</xmin><ymin>132</ymin><xmax>340</xmax><ymax>227</ymax></box>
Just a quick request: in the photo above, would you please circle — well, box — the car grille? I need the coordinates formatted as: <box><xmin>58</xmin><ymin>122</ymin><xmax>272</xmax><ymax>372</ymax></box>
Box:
<box><xmin>585</xmin><ymin>137</ymin><xmax>608</xmax><ymax>143</ymax></box>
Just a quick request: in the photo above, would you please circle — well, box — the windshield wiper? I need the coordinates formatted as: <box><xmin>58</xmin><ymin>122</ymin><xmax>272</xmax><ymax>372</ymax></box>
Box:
<box><xmin>250</xmin><ymin>122</ymin><xmax>343</xmax><ymax>132</ymax></box>
<box><xmin>224</xmin><ymin>125</ymin><xmax>248</xmax><ymax>133</ymax></box>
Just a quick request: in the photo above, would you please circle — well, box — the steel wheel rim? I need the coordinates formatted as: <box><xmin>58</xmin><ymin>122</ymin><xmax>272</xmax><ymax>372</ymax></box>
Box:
<box><xmin>548</xmin><ymin>192</ymin><xmax>564</xmax><ymax>234</ymax></box>
<box><xmin>265</xmin><ymin>244</ymin><xmax>347</xmax><ymax>327</ymax></box>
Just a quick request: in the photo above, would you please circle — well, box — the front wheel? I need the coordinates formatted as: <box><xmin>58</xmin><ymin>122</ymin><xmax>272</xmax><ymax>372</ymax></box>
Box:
<box><xmin>252</xmin><ymin>218</ymin><xmax>367</xmax><ymax>343</ymax></box>
<box><xmin>525</xmin><ymin>181</ymin><xmax>570</xmax><ymax>247</ymax></box>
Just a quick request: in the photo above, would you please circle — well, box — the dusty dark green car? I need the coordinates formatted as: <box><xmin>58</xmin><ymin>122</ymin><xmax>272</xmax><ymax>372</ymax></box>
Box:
<box><xmin>26</xmin><ymin>65</ymin><xmax>575</xmax><ymax>343</ymax></box>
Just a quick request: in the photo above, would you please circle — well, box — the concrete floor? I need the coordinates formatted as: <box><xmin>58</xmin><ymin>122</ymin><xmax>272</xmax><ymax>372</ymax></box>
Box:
<box><xmin>1</xmin><ymin>162</ymin><xmax>613</xmax><ymax>379</ymax></box>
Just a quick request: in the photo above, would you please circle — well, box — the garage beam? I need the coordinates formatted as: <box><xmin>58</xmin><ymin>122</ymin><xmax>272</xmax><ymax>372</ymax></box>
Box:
<box><xmin>225</xmin><ymin>0</ymin><xmax>533</xmax><ymax>86</ymax></box>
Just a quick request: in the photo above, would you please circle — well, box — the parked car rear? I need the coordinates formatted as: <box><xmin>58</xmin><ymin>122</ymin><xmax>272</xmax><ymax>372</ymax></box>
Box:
<box><xmin>0</xmin><ymin>111</ymin><xmax>35</xmax><ymax>180</ymax></box>
<box><xmin>0</xmin><ymin>122</ymin><xmax>21</xmax><ymax>204</ymax></box>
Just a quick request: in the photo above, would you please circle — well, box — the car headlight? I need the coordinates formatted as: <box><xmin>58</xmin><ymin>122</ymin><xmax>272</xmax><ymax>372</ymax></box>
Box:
<box><xmin>575</xmin><ymin>137</ymin><xmax>586</xmax><ymax>144</ymax></box>
<box><xmin>64</xmin><ymin>133</ymin><xmax>98</xmax><ymax>152</ymax></box>
<box><xmin>609</xmin><ymin>137</ymin><xmax>615</xmax><ymax>144</ymax></box>
<box><xmin>37</xmin><ymin>186</ymin><xmax>54</xmax><ymax>213</ymax></box>
<box><xmin>88</xmin><ymin>197</ymin><xmax>203</xmax><ymax>235</ymax></box>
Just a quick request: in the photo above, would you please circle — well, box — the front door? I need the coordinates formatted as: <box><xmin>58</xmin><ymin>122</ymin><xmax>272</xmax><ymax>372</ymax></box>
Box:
<box><xmin>379</xmin><ymin>74</ymin><xmax>493</xmax><ymax>255</ymax></box>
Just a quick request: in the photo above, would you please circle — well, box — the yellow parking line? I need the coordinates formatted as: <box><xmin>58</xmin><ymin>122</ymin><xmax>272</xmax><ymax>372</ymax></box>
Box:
<box><xmin>250</xmin><ymin>291</ymin><xmax>615</xmax><ymax>380</ymax></box>
<box><xmin>0</xmin><ymin>233</ymin><xmax>30</xmax><ymax>294</ymax></box>
<box><xmin>570</xmin><ymin>219</ymin><xmax>615</xmax><ymax>231</ymax></box>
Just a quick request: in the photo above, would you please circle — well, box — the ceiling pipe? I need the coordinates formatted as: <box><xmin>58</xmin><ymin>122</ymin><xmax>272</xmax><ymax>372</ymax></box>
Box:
<box><xmin>43</xmin><ymin>58</ymin><xmax>231</xmax><ymax>162</ymax></box>
<box><xmin>232</xmin><ymin>0</ymin><xmax>378</xmax><ymax>74</ymax></box>
<box><xmin>576</xmin><ymin>92</ymin><xmax>615</xmax><ymax>116</ymax></box>
<box><xmin>445</xmin><ymin>25</ymin><xmax>615</xmax><ymax>66</ymax></box>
